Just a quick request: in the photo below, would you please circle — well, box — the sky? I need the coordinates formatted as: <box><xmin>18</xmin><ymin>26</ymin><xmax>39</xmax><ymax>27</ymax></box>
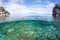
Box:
<box><xmin>0</xmin><ymin>0</ymin><xmax>60</xmax><ymax>18</ymax></box>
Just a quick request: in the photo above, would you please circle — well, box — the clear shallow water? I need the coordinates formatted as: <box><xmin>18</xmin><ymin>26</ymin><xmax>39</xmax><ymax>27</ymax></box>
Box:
<box><xmin>0</xmin><ymin>14</ymin><xmax>53</xmax><ymax>22</ymax></box>
<box><xmin>0</xmin><ymin>20</ymin><xmax>60</xmax><ymax>40</ymax></box>
<box><xmin>0</xmin><ymin>14</ymin><xmax>60</xmax><ymax>40</ymax></box>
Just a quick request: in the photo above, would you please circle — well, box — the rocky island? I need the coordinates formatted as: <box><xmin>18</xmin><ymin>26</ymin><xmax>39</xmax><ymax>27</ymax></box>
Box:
<box><xmin>0</xmin><ymin>7</ymin><xmax>10</xmax><ymax>18</ymax></box>
<box><xmin>52</xmin><ymin>4</ymin><xmax>60</xmax><ymax>17</ymax></box>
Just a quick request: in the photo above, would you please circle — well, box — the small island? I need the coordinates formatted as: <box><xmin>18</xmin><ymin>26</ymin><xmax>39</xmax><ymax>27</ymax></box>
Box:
<box><xmin>0</xmin><ymin>7</ymin><xmax>10</xmax><ymax>18</ymax></box>
<box><xmin>52</xmin><ymin>4</ymin><xmax>60</xmax><ymax>17</ymax></box>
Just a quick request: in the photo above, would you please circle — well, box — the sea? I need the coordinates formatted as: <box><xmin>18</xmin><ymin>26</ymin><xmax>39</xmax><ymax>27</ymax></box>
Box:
<box><xmin>0</xmin><ymin>13</ymin><xmax>60</xmax><ymax>40</ymax></box>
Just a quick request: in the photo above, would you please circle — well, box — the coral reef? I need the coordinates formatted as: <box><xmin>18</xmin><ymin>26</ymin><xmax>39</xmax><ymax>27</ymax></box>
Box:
<box><xmin>0</xmin><ymin>20</ymin><xmax>60</xmax><ymax>40</ymax></box>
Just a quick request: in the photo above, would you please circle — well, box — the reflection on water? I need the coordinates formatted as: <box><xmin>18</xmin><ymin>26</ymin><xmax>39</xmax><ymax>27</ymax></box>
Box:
<box><xmin>0</xmin><ymin>14</ymin><xmax>54</xmax><ymax>22</ymax></box>
<box><xmin>0</xmin><ymin>13</ymin><xmax>60</xmax><ymax>30</ymax></box>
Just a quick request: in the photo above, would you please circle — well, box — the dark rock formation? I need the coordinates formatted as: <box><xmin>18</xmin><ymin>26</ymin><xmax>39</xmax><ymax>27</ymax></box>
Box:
<box><xmin>52</xmin><ymin>4</ymin><xmax>60</xmax><ymax>17</ymax></box>
<box><xmin>0</xmin><ymin>7</ymin><xmax>10</xmax><ymax>18</ymax></box>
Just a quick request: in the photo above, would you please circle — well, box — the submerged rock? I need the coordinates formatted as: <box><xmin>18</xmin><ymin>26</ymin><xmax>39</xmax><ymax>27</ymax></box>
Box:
<box><xmin>0</xmin><ymin>7</ymin><xmax>10</xmax><ymax>18</ymax></box>
<box><xmin>52</xmin><ymin>4</ymin><xmax>60</xmax><ymax>17</ymax></box>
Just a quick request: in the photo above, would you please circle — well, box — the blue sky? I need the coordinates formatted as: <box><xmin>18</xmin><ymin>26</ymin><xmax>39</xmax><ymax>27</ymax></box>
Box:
<box><xmin>0</xmin><ymin>0</ymin><xmax>59</xmax><ymax>18</ymax></box>
<box><xmin>1</xmin><ymin>0</ymin><xmax>59</xmax><ymax>5</ymax></box>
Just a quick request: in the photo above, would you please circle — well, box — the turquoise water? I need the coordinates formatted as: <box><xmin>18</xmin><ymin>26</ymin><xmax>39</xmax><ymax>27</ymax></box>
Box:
<box><xmin>0</xmin><ymin>15</ymin><xmax>60</xmax><ymax>40</ymax></box>
<box><xmin>0</xmin><ymin>20</ymin><xmax>60</xmax><ymax>40</ymax></box>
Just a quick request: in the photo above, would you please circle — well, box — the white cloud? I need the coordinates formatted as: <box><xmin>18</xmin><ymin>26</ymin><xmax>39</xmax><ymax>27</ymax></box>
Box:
<box><xmin>28</xmin><ymin>2</ymin><xmax>55</xmax><ymax>15</ymax></box>
<box><xmin>0</xmin><ymin>0</ymin><xmax>2</xmax><ymax>6</ymax></box>
<box><xmin>1</xmin><ymin>0</ymin><xmax>55</xmax><ymax>20</ymax></box>
<box><xmin>5</xmin><ymin>4</ymin><xmax>30</xmax><ymax>18</ymax></box>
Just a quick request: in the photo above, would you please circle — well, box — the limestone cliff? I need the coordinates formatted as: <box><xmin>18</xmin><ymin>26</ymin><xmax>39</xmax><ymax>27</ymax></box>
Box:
<box><xmin>0</xmin><ymin>7</ymin><xmax>10</xmax><ymax>18</ymax></box>
<box><xmin>52</xmin><ymin>4</ymin><xmax>60</xmax><ymax>17</ymax></box>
